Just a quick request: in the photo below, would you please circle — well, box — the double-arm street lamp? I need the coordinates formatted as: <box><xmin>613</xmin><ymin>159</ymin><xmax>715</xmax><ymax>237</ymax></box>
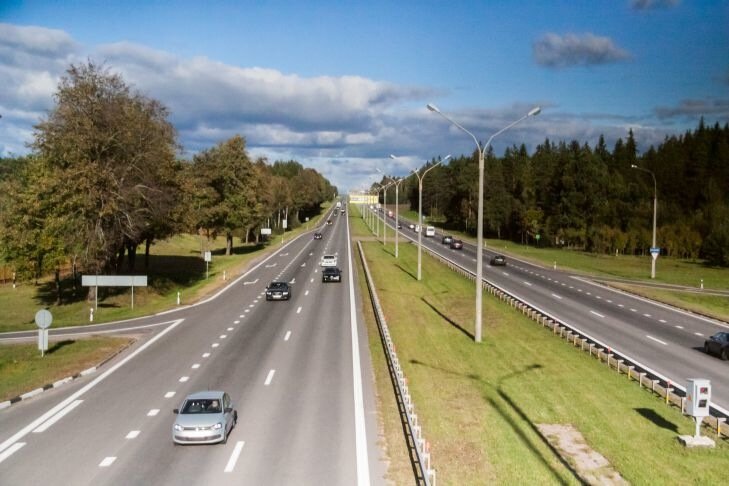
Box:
<box><xmin>377</xmin><ymin>178</ymin><xmax>396</xmax><ymax>245</ymax></box>
<box><xmin>631</xmin><ymin>164</ymin><xmax>658</xmax><ymax>279</ymax></box>
<box><xmin>412</xmin><ymin>155</ymin><xmax>451</xmax><ymax>281</ymax></box>
<box><xmin>428</xmin><ymin>103</ymin><xmax>541</xmax><ymax>342</ymax></box>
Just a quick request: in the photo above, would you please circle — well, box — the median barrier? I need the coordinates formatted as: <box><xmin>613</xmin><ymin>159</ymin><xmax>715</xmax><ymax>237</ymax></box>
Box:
<box><xmin>357</xmin><ymin>241</ymin><xmax>436</xmax><ymax>485</ymax></box>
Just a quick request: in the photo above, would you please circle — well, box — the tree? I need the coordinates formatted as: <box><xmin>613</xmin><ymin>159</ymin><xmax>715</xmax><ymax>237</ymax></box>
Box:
<box><xmin>31</xmin><ymin>61</ymin><xmax>179</xmax><ymax>283</ymax></box>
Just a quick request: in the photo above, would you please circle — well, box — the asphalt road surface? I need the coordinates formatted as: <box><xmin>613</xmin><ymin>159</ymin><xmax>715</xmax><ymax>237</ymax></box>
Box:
<box><xmin>0</xmin><ymin>210</ymin><xmax>386</xmax><ymax>485</ymax></box>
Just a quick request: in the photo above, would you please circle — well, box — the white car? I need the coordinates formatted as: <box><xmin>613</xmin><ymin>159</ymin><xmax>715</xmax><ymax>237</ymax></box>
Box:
<box><xmin>320</xmin><ymin>254</ymin><xmax>337</xmax><ymax>267</ymax></box>
<box><xmin>425</xmin><ymin>226</ymin><xmax>435</xmax><ymax>237</ymax></box>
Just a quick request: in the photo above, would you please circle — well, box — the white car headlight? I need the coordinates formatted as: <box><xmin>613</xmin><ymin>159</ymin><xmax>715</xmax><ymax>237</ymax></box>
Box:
<box><xmin>173</xmin><ymin>424</ymin><xmax>183</xmax><ymax>431</ymax></box>
<box><xmin>213</xmin><ymin>422</ymin><xmax>223</xmax><ymax>430</ymax></box>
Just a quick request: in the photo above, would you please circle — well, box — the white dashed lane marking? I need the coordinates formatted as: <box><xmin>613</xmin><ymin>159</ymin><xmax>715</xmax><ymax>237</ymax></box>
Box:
<box><xmin>647</xmin><ymin>335</ymin><xmax>667</xmax><ymax>345</ymax></box>
<box><xmin>179</xmin><ymin>376</ymin><xmax>189</xmax><ymax>382</ymax></box>
<box><xmin>191</xmin><ymin>363</ymin><xmax>200</xmax><ymax>369</ymax></box>
<box><xmin>99</xmin><ymin>457</ymin><xmax>116</xmax><ymax>467</ymax></box>
<box><xmin>265</xmin><ymin>369</ymin><xmax>276</xmax><ymax>386</ymax></box>
<box><xmin>297</xmin><ymin>306</ymin><xmax>302</xmax><ymax>314</ymax></box>
<box><xmin>224</xmin><ymin>441</ymin><xmax>246</xmax><ymax>473</ymax></box>
<box><xmin>165</xmin><ymin>391</ymin><xmax>176</xmax><ymax>398</ymax></box>
<box><xmin>284</xmin><ymin>330</ymin><xmax>292</xmax><ymax>341</ymax></box>
<box><xmin>126</xmin><ymin>431</ymin><xmax>140</xmax><ymax>439</ymax></box>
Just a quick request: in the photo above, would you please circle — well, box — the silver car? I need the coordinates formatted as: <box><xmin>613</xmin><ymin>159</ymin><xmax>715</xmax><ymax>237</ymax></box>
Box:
<box><xmin>172</xmin><ymin>391</ymin><xmax>237</xmax><ymax>445</ymax></box>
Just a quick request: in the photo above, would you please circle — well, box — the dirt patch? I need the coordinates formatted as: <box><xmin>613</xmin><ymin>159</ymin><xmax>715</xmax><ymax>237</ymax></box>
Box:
<box><xmin>537</xmin><ymin>423</ymin><xmax>628</xmax><ymax>485</ymax></box>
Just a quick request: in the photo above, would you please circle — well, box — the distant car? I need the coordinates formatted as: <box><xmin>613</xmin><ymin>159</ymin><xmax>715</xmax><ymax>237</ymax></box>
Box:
<box><xmin>397</xmin><ymin>223</ymin><xmax>402</xmax><ymax>229</ymax></box>
<box><xmin>450</xmin><ymin>239</ymin><xmax>463</xmax><ymax>250</ymax></box>
<box><xmin>490</xmin><ymin>254</ymin><xmax>506</xmax><ymax>266</ymax></box>
<box><xmin>425</xmin><ymin>226</ymin><xmax>435</xmax><ymax>237</ymax></box>
<box><xmin>408</xmin><ymin>223</ymin><xmax>415</xmax><ymax>230</ymax></box>
<box><xmin>341</xmin><ymin>209</ymin><xmax>346</xmax><ymax>214</ymax></box>
<box><xmin>333</xmin><ymin>209</ymin><xmax>339</xmax><ymax>216</ymax></box>
<box><xmin>172</xmin><ymin>391</ymin><xmax>237</xmax><ymax>445</ymax></box>
<box><xmin>442</xmin><ymin>235</ymin><xmax>453</xmax><ymax>245</ymax></box>
<box><xmin>265</xmin><ymin>281</ymin><xmax>291</xmax><ymax>300</ymax></box>
<box><xmin>320</xmin><ymin>254</ymin><xmax>337</xmax><ymax>267</ymax></box>
<box><xmin>313</xmin><ymin>232</ymin><xmax>323</xmax><ymax>240</ymax></box>
<box><xmin>704</xmin><ymin>332</ymin><xmax>729</xmax><ymax>360</ymax></box>
<box><xmin>414</xmin><ymin>225</ymin><xmax>421</xmax><ymax>233</ymax></box>
<box><xmin>322</xmin><ymin>267</ymin><xmax>342</xmax><ymax>282</ymax></box>
<box><xmin>326</xmin><ymin>219</ymin><xmax>333</xmax><ymax>225</ymax></box>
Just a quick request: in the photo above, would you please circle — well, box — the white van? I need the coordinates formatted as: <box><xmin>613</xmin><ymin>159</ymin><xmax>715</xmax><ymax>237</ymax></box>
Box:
<box><xmin>425</xmin><ymin>226</ymin><xmax>435</xmax><ymax>237</ymax></box>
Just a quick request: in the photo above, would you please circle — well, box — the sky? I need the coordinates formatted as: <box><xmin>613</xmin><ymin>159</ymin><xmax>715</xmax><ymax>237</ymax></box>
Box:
<box><xmin>1</xmin><ymin>0</ymin><xmax>727</xmax><ymax>193</ymax></box>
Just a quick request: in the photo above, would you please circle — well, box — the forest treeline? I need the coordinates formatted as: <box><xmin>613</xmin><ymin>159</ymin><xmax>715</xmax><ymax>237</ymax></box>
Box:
<box><xmin>385</xmin><ymin>120</ymin><xmax>729</xmax><ymax>266</ymax></box>
<box><xmin>0</xmin><ymin>62</ymin><xmax>336</xmax><ymax>290</ymax></box>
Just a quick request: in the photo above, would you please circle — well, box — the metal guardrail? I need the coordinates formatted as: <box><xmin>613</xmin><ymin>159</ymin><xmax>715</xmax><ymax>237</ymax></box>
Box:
<box><xmin>357</xmin><ymin>241</ymin><xmax>436</xmax><ymax>485</ymax></box>
<box><xmin>416</xmin><ymin>240</ymin><xmax>729</xmax><ymax>439</ymax></box>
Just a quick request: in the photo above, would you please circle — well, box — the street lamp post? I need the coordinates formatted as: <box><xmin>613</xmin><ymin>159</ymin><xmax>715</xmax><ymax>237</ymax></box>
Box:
<box><xmin>380</xmin><ymin>180</ymin><xmax>396</xmax><ymax>246</ymax></box>
<box><xmin>631</xmin><ymin>164</ymin><xmax>658</xmax><ymax>279</ymax></box>
<box><xmin>428</xmin><ymin>103</ymin><xmax>540</xmax><ymax>342</ymax></box>
<box><xmin>412</xmin><ymin>155</ymin><xmax>451</xmax><ymax>281</ymax></box>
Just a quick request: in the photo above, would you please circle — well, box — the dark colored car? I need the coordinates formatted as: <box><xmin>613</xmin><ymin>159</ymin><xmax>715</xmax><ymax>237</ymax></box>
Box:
<box><xmin>322</xmin><ymin>267</ymin><xmax>342</xmax><ymax>283</ymax></box>
<box><xmin>704</xmin><ymin>332</ymin><xmax>729</xmax><ymax>360</ymax></box>
<box><xmin>326</xmin><ymin>219</ymin><xmax>333</xmax><ymax>225</ymax></box>
<box><xmin>265</xmin><ymin>281</ymin><xmax>291</xmax><ymax>301</ymax></box>
<box><xmin>450</xmin><ymin>239</ymin><xmax>463</xmax><ymax>249</ymax></box>
<box><xmin>313</xmin><ymin>232</ymin><xmax>323</xmax><ymax>240</ymax></box>
<box><xmin>442</xmin><ymin>235</ymin><xmax>453</xmax><ymax>245</ymax></box>
<box><xmin>397</xmin><ymin>223</ymin><xmax>402</xmax><ymax>229</ymax></box>
<box><xmin>490</xmin><ymin>254</ymin><xmax>506</xmax><ymax>266</ymax></box>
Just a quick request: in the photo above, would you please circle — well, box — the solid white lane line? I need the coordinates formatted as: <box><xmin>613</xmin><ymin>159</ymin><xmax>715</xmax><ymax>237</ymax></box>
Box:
<box><xmin>284</xmin><ymin>331</ymin><xmax>291</xmax><ymax>341</ymax></box>
<box><xmin>296</xmin><ymin>306</ymin><xmax>302</xmax><ymax>314</ymax></box>
<box><xmin>224</xmin><ymin>441</ymin><xmax>246</xmax><ymax>473</ymax></box>
<box><xmin>265</xmin><ymin>369</ymin><xmax>276</xmax><ymax>386</ymax></box>
<box><xmin>164</xmin><ymin>392</ymin><xmax>175</xmax><ymax>398</ymax></box>
<box><xmin>126</xmin><ymin>431</ymin><xmax>140</xmax><ymax>439</ymax></box>
<box><xmin>590</xmin><ymin>310</ymin><xmax>605</xmax><ymax>318</ymax></box>
<box><xmin>647</xmin><ymin>335</ymin><xmax>667</xmax><ymax>345</ymax></box>
<box><xmin>99</xmin><ymin>457</ymin><xmax>116</xmax><ymax>467</ymax></box>
<box><xmin>192</xmin><ymin>364</ymin><xmax>200</xmax><ymax>369</ymax></box>
<box><xmin>33</xmin><ymin>400</ymin><xmax>83</xmax><ymax>433</ymax></box>
<box><xmin>551</xmin><ymin>293</ymin><xmax>562</xmax><ymax>300</ymax></box>
<box><xmin>346</xmin><ymin>211</ymin><xmax>371</xmax><ymax>485</ymax></box>
<box><xmin>0</xmin><ymin>442</ymin><xmax>25</xmax><ymax>465</ymax></box>
<box><xmin>179</xmin><ymin>376</ymin><xmax>189</xmax><ymax>382</ymax></box>
<box><xmin>147</xmin><ymin>409</ymin><xmax>160</xmax><ymax>417</ymax></box>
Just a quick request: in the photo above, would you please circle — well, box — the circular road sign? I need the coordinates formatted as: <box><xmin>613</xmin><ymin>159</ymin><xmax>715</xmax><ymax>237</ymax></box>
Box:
<box><xmin>35</xmin><ymin>309</ymin><xmax>53</xmax><ymax>329</ymax></box>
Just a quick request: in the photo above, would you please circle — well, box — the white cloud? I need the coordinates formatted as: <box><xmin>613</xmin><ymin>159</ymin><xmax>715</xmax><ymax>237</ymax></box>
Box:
<box><xmin>533</xmin><ymin>33</ymin><xmax>631</xmax><ymax>68</ymax></box>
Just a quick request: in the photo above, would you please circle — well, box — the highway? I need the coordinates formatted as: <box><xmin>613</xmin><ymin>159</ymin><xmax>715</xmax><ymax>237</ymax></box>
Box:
<box><xmin>373</xmin><ymin>208</ymin><xmax>729</xmax><ymax>413</ymax></box>
<box><xmin>0</xmin><ymin>209</ymin><xmax>385</xmax><ymax>485</ymax></box>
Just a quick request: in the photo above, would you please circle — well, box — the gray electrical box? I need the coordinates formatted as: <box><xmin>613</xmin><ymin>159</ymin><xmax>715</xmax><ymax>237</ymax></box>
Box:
<box><xmin>686</xmin><ymin>379</ymin><xmax>711</xmax><ymax>417</ymax></box>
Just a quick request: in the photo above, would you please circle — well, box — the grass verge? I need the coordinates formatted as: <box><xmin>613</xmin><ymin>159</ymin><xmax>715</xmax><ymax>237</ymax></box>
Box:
<box><xmin>0</xmin><ymin>336</ymin><xmax>133</xmax><ymax>402</ymax></box>
<box><xmin>360</xmin><ymin>240</ymin><xmax>728</xmax><ymax>484</ymax></box>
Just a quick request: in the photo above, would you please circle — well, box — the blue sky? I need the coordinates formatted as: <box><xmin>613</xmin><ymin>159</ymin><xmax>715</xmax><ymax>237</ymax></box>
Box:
<box><xmin>1</xmin><ymin>0</ymin><xmax>727</xmax><ymax>192</ymax></box>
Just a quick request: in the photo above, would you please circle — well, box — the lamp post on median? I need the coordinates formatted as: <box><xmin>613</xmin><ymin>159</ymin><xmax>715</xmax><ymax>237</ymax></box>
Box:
<box><xmin>428</xmin><ymin>103</ymin><xmax>541</xmax><ymax>342</ymax></box>
<box><xmin>376</xmin><ymin>172</ymin><xmax>397</xmax><ymax>247</ymax></box>
<box><xmin>631</xmin><ymin>164</ymin><xmax>658</xmax><ymax>279</ymax></box>
<box><xmin>413</xmin><ymin>155</ymin><xmax>451</xmax><ymax>281</ymax></box>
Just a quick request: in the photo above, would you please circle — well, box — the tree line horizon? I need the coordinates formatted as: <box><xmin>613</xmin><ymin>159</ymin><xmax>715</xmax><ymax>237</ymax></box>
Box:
<box><xmin>376</xmin><ymin>119</ymin><xmax>728</xmax><ymax>267</ymax></box>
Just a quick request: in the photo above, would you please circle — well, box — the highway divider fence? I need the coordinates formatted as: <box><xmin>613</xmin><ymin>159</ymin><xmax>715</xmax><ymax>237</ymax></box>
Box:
<box><xmin>415</xmin><ymin>240</ymin><xmax>729</xmax><ymax>441</ymax></box>
<box><xmin>357</xmin><ymin>241</ymin><xmax>436</xmax><ymax>486</ymax></box>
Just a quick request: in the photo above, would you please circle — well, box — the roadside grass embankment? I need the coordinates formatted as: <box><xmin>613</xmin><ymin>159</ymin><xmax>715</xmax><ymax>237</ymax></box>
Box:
<box><xmin>0</xmin><ymin>336</ymin><xmax>133</xmax><ymax>403</ymax></box>
<box><xmin>357</xmin><ymin>238</ymin><xmax>728</xmax><ymax>484</ymax></box>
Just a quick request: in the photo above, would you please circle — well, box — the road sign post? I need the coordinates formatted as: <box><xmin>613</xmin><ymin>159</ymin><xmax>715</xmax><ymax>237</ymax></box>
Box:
<box><xmin>35</xmin><ymin>309</ymin><xmax>52</xmax><ymax>357</ymax></box>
